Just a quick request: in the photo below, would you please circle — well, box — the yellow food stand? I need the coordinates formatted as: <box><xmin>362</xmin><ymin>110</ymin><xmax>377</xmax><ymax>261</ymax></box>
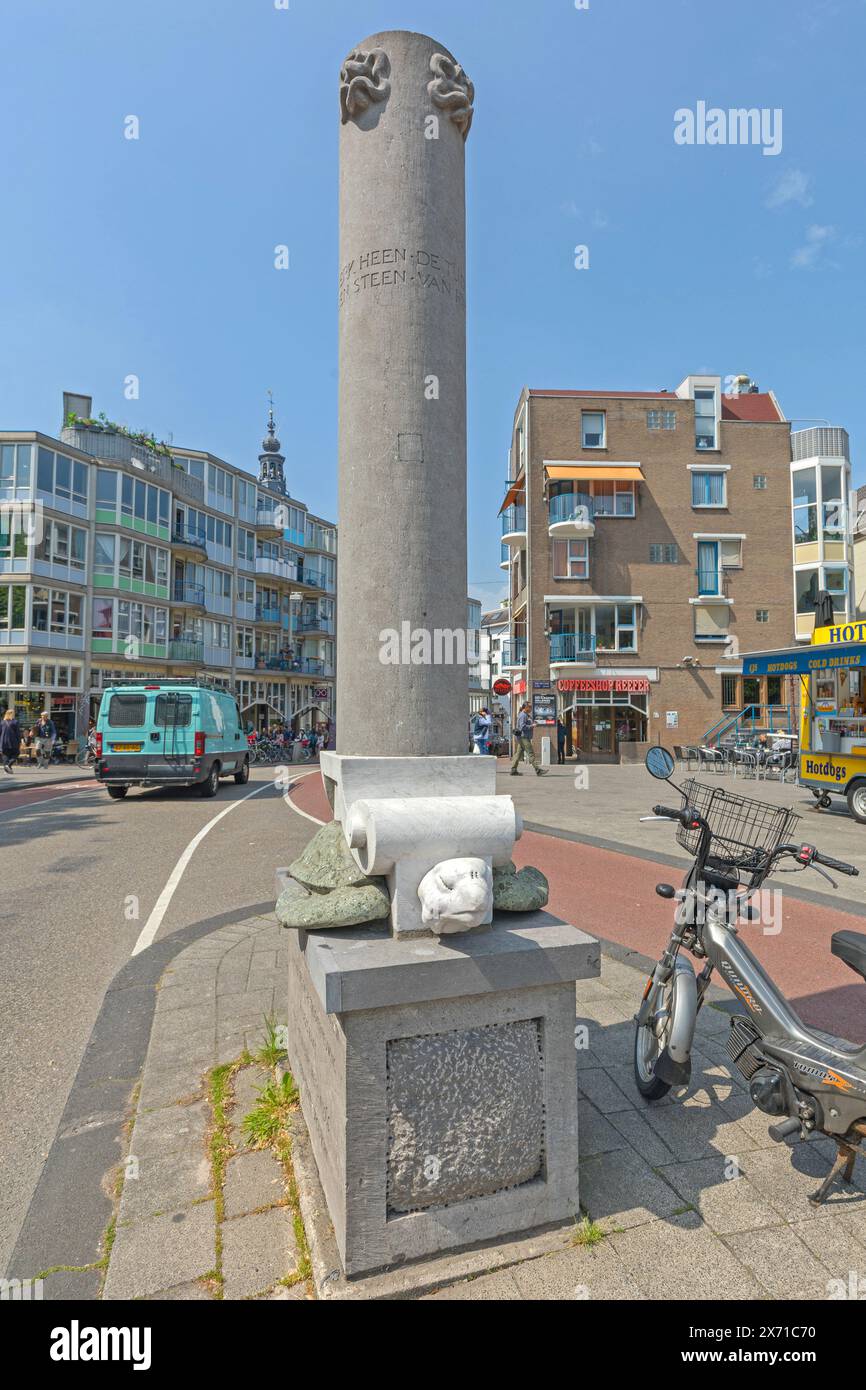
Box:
<box><xmin>741</xmin><ymin>620</ymin><xmax>866</xmax><ymax>822</ymax></box>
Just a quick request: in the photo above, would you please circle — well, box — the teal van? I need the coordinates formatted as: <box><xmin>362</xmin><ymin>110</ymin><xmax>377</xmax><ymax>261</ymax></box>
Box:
<box><xmin>94</xmin><ymin>679</ymin><xmax>249</xmax><ymax>799</ymax></box>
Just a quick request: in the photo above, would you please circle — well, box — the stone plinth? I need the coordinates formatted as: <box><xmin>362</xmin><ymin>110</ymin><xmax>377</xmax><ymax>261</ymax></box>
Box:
<box><xmin>285</xmin><ymin>913</ymin><xmax>600</xmax><ymax>1276</ymax></box>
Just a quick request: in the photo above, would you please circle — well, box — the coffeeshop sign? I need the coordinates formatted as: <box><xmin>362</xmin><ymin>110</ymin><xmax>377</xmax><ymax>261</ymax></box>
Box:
<box><xmin>556</xmin><ymin>677</ymin><xmax>651</xmax><ymax>694</ymax></box>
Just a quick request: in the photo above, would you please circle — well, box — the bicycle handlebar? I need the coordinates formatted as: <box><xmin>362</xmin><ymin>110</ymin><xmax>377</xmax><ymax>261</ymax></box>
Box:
<box><xmin>775</xmin><ymin>842</ymin><xmax>859</xmax><ymax>877</ymax></box>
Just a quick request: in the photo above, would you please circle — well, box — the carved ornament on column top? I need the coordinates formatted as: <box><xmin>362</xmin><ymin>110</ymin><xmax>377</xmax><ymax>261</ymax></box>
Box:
<box><xmin>428</xmin><ymin>53</ymin><xmax>474</xmax><ymax>139</ymax></box>
<box><xmin>339</xmin><ymin>49</ymin><xmax>391</xmax><ymax>124</ymax></box>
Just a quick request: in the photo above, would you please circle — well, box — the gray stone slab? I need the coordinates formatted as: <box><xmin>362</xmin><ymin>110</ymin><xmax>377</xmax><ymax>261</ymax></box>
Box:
<box><xmin>141</xmin><ymin>1280</ymin><xmax>214</xmax><ymax>1300</ymax></box>
<box><xmin>791</xmin><ymin>1215</ymin><xmax>866</xmax><ymax>1287</ymax></box>
<box><xmin>509</xmin><ymin>1241</ymin><xmax>644</xmax><ymax>1301</ymax></box>
<box><xmin>641</xmin><ymin>1098</ymin><xmax>758</xmax><ymax>1162</ymax></box>
<box><xmin>577</xmin><ymin>1067</ymin><xmax>635</xmax><ymax>1115</ymax></box>
<box><xmin>722</xmin><ymin>1225</ymin><xmax>838</xmax><ymax>1299</ymax></box>
<box><xmin>578</xmin><ymin>1148</ymin><xmax>683</xmax><ymax>1232</ymax></box>
<box><xmin>103</xmin><ymin>1203</ymin><xmax>216</xmax><ymax>1300</ymax></box>
<box><xmin>224</xmin><ymin>1150</ymin><xmax>285</xmax><ymax>1219</ymax></box>
<box><xmin>424</xmin><ymin>1268</ymin><xmax>523</xmax><ymax>1301</ymax></box>
<box><xmin>137</xmin><ymin>1063</ymin><xmax>207</xmax><ymax>1112</ymax></box>
<box><xmin>41</xmin><ymin>1267</ymin><xmax>104</xmax><ymax>1301</ymax></box>
<box><xmin>740</xmin><ymin>1142</ymin><xmax>849</xmax><ymax>1223</ymax></box>
<box><xmin>610</xmin><ymin>1211</ymin><xmax>764</xmax><ymax>1300</ymax></box>
<box><xmin>577</xmin><ymin>1100</ymin><xmax>629</xmax><ymax>1158</ymax></box>
<box><xmin>301</xmin><ymin>913</ymin><xmax>600</xmax><ymax>1015</ymax></box>
<box><xmin>221</xmin><ymin>1206</ymin><xmax>297</xmax><ymax>1300</ymax></box>
<box><xmin>658</xmin><ymin>1156</ymin><xmax>785</xmax><ymax>1235</ymax></box>
<box><xmin>118</xmin><ymin>1146</ymin><xmax>212</xmax><ymax>1221</ymax></box>
<box><xmin>128</xmin><ymin>1099</ymin><xmax>210</xmax><ymax>1161</ymax></box>
<box><xmin>607</xmin><ymin>1109</ymin><xmax>677</xmax><ymax>1167</ymax></box>
<box><xmin>232</xmin><ymin>1066</ymin><xmax>268</xmax><ymax>1123</ymax></box>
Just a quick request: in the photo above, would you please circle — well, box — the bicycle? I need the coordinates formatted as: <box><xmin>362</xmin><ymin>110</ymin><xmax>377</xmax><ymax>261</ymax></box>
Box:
<box><xmin>635</xmin><ymin>745</ymin><xmax>865</xmax><ymax>1206</ymax></box>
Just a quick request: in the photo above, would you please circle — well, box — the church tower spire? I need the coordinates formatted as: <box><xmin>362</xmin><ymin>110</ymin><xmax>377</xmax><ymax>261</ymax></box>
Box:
<box><xmin>258</xmin><ymin>391</ymin><xmax>287</xmax><ymax>496</ymax></box>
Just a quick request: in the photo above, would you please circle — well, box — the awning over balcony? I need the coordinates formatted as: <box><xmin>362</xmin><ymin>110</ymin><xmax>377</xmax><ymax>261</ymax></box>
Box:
<box><xmin>498</xmin><ymin>472</ymin><xmax>526</xmax><ymax>514</ymax></box>
<box><xmin>544</xmin><ymin>463</ymin><xmax>644</xmax><ymax>483</ymax></box>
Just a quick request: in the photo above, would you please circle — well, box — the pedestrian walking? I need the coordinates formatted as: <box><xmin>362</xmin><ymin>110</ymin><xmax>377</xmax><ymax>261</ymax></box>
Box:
<box><xmin>1</xmin><ymin>710</ymin><xmax>21</xmax><ymax>774</ymax></box>
<box><xmin>556</xmin><ymin>717</ymin><xmax>567</xmax><ymax>765</ymax></box>
<box><xmin>510</xmin><ymin>702</ymin><xmax>547</xmax><ymax>776</ymax></box>
<box><xmin>472</xmin><ymin>706</ymin><xmax>492</xmax><ymax>755</ymax></box>
<box><xmin>33</xmin><ymin>710</ymin><xmax>56</xmax><ymax>769</ymax></box>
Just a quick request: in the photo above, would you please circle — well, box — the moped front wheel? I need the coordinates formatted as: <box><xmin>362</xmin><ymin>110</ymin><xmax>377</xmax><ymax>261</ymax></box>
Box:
<box><xmin>634</xmin><ymin>978</ymin><xmax>674</xmax><ymax>1100</ymax></box>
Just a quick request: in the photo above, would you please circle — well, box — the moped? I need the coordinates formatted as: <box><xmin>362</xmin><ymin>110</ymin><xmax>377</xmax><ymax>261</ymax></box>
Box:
<box><xmin>635</xmin><ymin>745</ymin><xmax>866</xmax><ymax>1206</ymax></box>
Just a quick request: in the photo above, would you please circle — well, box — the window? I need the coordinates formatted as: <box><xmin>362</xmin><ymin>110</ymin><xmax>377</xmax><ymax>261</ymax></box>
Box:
<box><xmin>796</xmin><ymin>569</ymin><xmax>818</xmax><ymax>614</ymax></box>
<box><xmin>753</xmin><ymin>474</ymin><xmax>768</xmax><ymax>490</ymax></box>
<box><xmin>649</xmin><ymin>544</ymin><xmax>679</xmax><ymax>563</ymax></box>
<box><xmin>756</xmin><ymin>609</ymin><xmax>769</xmax><ymax>623</ymax></box>
<box><xmin>155</xmin><ymin>693</ymin><xmax>193</xmax><ymax>727</ymax></box>
<box><xmin>92</xmin><ymin>597</ymin><xmax>114</xmax><ymax>639</ymax></box>
<box><xmin>581</xmin><ymin>411</ymin><xmax>605</xmax><ymax>448</ymax></box>
<box><xmin>31</xmin><ymin>587</ymin><xmax>82</xmax><ymax>636</ymax></box>
<box><xmin>94</xmin><ymin>534</ymin><xmax>116</xmax><ymax>576</ymax></box>
<box><xmin>822</xmin><ymin>465</ymin><xmax>844</xmax><ymax>539</ymax></box>
<box><xmin>595</xmin><ymin>603</ymin><xmax>636</xmax><ymax>652</ymax></box>
<box><xmin>647</xmin><ymin>409</ymin><xmax>676</xmax><ymax>430</ymax></box>
<box><xmin>108</xmin><ymin>694</ymin><xmax>147</xmax><ymax>727</ymax></box>
<box><xmin>792</xmin><ymin>469</ymin><xmax>818</xmax><ymax>542</ymax></box>
<box><xmin>96</xmin><ymin>469</ymin><xmax>117</xmax><ymax>508</ymax></box>
<box><xmin>552</xmin><ymin>539</ymin><xmax>589</xmax><ymax>579</ymax></box>
<box><xmin>35</xmin><ymin>449</ymin><xmax>88</xmax><ymax>505</ymax></box>
<box><xmin>697</xmin><ymin>541</ymin><xmax>720</xmax><ymax>594</ymax></box>
<box><xmin>34</xmin><ymin>521</ymin><xmax>87</xmax><ymax>572</ymax></box>
<box><xmin>0</xmin><ymin>443</ymin><xmax>32</xmax><ymax>494</ymax></box>
<box><xmin>719</xmin><ymin>538</ymin><xmax>742</xmax><ymax>569</ymax></box>
<box><xmin>766</xmin><ymin>675</ymin><xmax>782</xmax><ymax>705</ymax></box>
<box><xmin>694</xmin><ymin>388</ymin><xmax>717</xmax><ymax>450</ymax></box>
<box><xmin>721</xmin><ymin>674</ymin><xmax>738</xmax><ymax>707</ymax></box>
<box><xmin>593</xmin><ymin>481</ymin><xmax>635</xmax><ymax>516</ymax></box>
<box><xmin>692</xmin><ymin>471</ymin><xmax>726</xmax><ymax>507</ymax></box>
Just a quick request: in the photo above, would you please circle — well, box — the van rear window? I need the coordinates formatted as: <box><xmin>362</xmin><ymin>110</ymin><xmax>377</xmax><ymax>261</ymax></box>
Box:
<box><xmin>107</xmin><ymin>694</ymin><xmax>147</xmax><ymax>727</ymax></box>
<box><xmin>155</xmin><ymin>693</ymin><xmax>193</xmax><ymax>727</ymax></box>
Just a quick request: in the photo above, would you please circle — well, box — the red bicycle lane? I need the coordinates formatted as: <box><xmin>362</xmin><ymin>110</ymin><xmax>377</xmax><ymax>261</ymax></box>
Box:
<box><xmin>288</xmin><ymin>770</ymin><xmax>866</xmax><ymax>1043</ymax></box>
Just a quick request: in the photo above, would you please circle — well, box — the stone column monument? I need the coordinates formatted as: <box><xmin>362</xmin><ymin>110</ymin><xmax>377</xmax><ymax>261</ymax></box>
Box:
<box><xmin>279</xmin><ymin>30</ymin><xmax>599</xmax><ymax>1281</ymax></box>
<box><xmin>337</xmin><ymin>30</ymin><xmax>471</xmax><ymax>758</ymax></box>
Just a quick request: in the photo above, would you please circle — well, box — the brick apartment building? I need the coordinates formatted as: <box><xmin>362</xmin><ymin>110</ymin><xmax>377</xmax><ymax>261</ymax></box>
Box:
<box><xmin>499</xmin><ymin>374</ymin><xmax>795</xmax><ymax>759</ymax></box>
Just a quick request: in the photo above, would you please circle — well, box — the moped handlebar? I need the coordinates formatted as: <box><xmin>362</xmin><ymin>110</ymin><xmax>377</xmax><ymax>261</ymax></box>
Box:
<box><xmin>776</xmin><ymin>842</ymin><xmax>859</xmax><ymax>877</ymax></box>
<box><xmin>652</xmin><ymin>804</ymin><xmax>706</xmax><ymax>831</ymax></box>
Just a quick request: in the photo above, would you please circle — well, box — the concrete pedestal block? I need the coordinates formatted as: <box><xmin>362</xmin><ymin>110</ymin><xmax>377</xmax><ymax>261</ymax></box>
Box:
<box><xmin>285</xmin><ymin>912</ymin><xmax>600</xmax><ymax>1276</ymax></box>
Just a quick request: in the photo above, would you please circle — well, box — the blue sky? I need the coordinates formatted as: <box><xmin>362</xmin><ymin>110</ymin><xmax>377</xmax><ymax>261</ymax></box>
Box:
<box><xmin>1</xmin><ymin>0</ymin><xmax>864</xmax><ymax>606</ymax></box>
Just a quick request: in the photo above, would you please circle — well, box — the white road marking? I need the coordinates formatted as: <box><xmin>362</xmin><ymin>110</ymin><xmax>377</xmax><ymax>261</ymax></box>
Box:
<box><xmin>130</xmin><ymin>781</ymin><xmax>274</xmax><ymax>957</ymax></box>
<box><xmin>282</xmin><ymin>768</ymin><xmax>326</xmax><ymax>826</ymax></box>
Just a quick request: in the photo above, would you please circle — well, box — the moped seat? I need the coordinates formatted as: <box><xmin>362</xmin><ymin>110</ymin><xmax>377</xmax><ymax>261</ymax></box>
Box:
<box><xmin>831</xmin><ymin>930</ymin><xmax>866</xmax><ymax>985</ymax></box>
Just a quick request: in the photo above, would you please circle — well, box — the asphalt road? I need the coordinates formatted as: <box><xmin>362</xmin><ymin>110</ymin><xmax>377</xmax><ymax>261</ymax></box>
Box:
<box><xmin>0</xmin><ymin>766</ymin><xmax>314</xmax><ymax>1275</ymax></box>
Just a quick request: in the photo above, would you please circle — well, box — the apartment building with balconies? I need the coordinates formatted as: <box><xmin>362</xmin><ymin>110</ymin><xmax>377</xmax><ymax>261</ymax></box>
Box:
<box><xmin>499</xmin><ymin>375</ymin><xmax>794</xmax><ymax>758</ymax></box>
<box><xmin>0</xmin><ymin>391</ymin><xmax>337</xmax><ymax>738</ymax></box>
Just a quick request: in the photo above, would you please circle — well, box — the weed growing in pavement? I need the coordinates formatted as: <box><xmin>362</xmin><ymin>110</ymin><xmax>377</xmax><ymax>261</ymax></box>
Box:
<box><xmin>256</xmin><ymin>1012</ymin><xmax>287</xmax><ymax>1069</ymax></box>
<box><xmin>242</xmin><ymin>1072</ymin><xmax>299</xmax><ymax>1147</ymax></box>
<box><xmin>571</xmin><ymin>1216</ymin><xmax>605</xmax><ymax>1249</ymax></box>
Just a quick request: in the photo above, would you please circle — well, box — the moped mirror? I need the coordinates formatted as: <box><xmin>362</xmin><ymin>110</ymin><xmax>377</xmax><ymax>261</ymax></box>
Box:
<box><xmin>645</xmin><ymin>746</ymin><xmax>675</xmax><ymax>780</ymax></box>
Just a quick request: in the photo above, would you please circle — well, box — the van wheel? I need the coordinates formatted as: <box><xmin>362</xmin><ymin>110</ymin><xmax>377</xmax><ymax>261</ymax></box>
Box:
<box><xmin>846</xmin><ymin>782</ymin><xmax>866</xmax><ymax>823</ymax></box>
<box><xmin>234</xmin><ymin>757</ymin><xmax>249</xmax><ymax>785</ymax></box>
<box><xmin>107</xmin><ymin>786</ymin><xmax>128</xmax><ymax>800</ymax></box>
<box><xmin>200</xmin><ymin>764</ymin><xmax>220</xmax><ymax>798</ymax></box>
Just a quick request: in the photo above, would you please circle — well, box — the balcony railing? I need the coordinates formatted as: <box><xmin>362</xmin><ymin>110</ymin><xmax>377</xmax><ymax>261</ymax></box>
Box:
<box><xmin>501</xmin><ymin>506</ymin><xmax>527</xmax><ymax>539</ymax></box>
<box><xmin>256</xmin><ymin>501</ymin><xmax>283</xmax><ymax>529</ymax></box>
<box><xmin>172</xmin><ymin>523</ymin><xmax>207</xmax><ymax>550</ymax></box>
<box><xmin>255</xmin><ymin>605</ymin><xmax>281</xmax><ymax>624</ymax></box>
<box><xmin>61</xmin><ymin>425</ymin><xmax>205</xmax><ymax>503</ymax></box>
<box><xmin>173</xmin><ymin>582</ymin><xmax>205</xmax><ymax>606</ymax></box>
<box><xmin>295</xmin><ymin>616</ymin><xmax>335</xmax><ymax>634</ymax></box>
<box><xmin>169</xmin><ymin>638</ymin><xmax>204</xmax><ymax>663</ymax></box>
<box><xmin>255</xmin><ymin>556</ymin><xmax>298</xmax><ymax>583</ymax></box>
<box><xmin>549</xmin><ymin>632</ymin><xmax>596</xmax><ymax>663</ymax></box>
<box><xmin>548</xmin><ymin>493</ymin><xmax>594</xmax><ymax>526</ymax></box>
<box><xmin>253</xmin><ymin>655</ymin><xmax>329</xmax><ymax>675</ymax></box>
<box><xmin>298</xmin><ymin>567</ymin><xmax>327</xmax><ymax>589</ymax></box>
<box><xmin>501</xmin><ymin>638</ymin><xmax>527</xmax><ymax>667</ymax></box>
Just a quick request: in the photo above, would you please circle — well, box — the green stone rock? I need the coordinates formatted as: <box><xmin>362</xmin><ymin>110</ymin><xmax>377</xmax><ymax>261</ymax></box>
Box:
<box><xmin>276</xmin><ymin>879</ymin><xmax>391</xmax><ymax>930</ymax></box>
<box><xmin>287</xmin><ymin>819</ymin><xmax>369</xmax><ymax>889</ymax></box>
<box><xmin>492</xmin><ymin>861</ymin><xmax>549</xmax><ymax>912</ymax></box>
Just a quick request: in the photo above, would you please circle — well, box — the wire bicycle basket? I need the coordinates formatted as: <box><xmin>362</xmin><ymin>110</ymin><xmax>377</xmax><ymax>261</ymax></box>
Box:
<box><xmin>677</xmin><ymin>779</ymin><xmax>801</xmax><ymax>887</ymax></box>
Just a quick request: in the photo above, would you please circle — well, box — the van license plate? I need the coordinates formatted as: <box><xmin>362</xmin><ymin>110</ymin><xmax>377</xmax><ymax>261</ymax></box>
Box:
<box><xmin>111</xmin><ymin>742</ymin><xmax>143</xmax><ymax>752</ymax></box>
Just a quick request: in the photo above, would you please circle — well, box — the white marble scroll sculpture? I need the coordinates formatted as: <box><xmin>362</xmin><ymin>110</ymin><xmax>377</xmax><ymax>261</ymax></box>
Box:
<box><xmin>417</xmin><ymin>857</ymin><xmax>493</xmax><ymax>935</ymax></box>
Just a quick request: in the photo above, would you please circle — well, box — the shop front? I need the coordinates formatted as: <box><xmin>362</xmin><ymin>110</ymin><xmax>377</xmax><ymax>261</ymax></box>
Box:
<box><xmin>556</xmin><ymin>675</ymin><xmax>650</xmax><ymax>761</ymax></box>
